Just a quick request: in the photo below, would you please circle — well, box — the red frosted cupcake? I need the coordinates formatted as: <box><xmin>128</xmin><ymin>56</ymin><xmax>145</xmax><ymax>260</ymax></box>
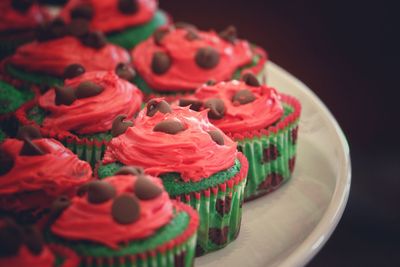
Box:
<box><xmin>60</xmin><ymin>0</ymin><xmax>169</xmax><ymax>49</ymax></box>
<box><xmin>0</xmin><ymin>217</ymin><xmax>79</xmax><ymax>267</ymax></box>
<box><xmin>177</xmin><ymin>76</ymin><xmax>301</xmax><ymax>200</ymax></box>
<box><xmin>45</xmin><ymin>173</ymin><xmax>199</xmax><ymax>267</ymax></box>
<box><xmin>0</xmin><ymin>0</ymin><xmax>49</xmax><ymax>59</ymax></box>
<box><xmin>16</xmin><ymin>70</ymin><xmax>143</xmax><ymax>166</ymax></box>
<box><xmin>131</xmin><ymin>23</ymin><xmax>267</xmax><ymax>97</ymax></box>
<box><xmin>0</xmin><ymin>126</ymin><xmax>93</xmax><ymax>223</ymax></box>
<box><xmin>3</xmin><ymin>17</ymin><xmax>130</xmax><ymax>89</ymax></box>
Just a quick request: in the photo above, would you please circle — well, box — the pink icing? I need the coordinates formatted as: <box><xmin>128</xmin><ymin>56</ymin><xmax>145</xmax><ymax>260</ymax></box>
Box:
<box><xmin>132</xmin><ymin>28</ymin><xmax>254</xmax><ymax>91</ymax></box>
<box><xmin>103</xmin><ymin>102</ymin><xmax>237</xmax><ymax>182</ymax></box>
<box><xmin>193</xmin><ymin>80</ymin><xmax>284</xmax><ymax>134</ymax></box>
<box><xmin>9</xmin><ymin>36</ymin><xmax>130</xmax><ymax>77</ymax></box>
<box><xmin>39</xmin><ymin>71</ymin><xmax>143</xmax><ymax>134</ymax></box>
<box><xmin>51</xmin><ymin>174</ymin><xmax>173</xmax><ymax>249</ymax></box>
<box><xmin>60</xmin><ymin>0</ymin><xmax>157</xmax><ymax>32</ymax></box>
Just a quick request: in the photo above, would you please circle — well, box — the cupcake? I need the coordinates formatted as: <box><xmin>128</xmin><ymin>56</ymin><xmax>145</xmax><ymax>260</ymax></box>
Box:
<box><xmin>177</xmin><ymin>75</ymin><xmax>301</xmax><ymax>200</ymax></box>
<box><xmin>16</xmin><ymin>70</ymin><xmax>143</xmax><ymax>166</ymax></box>
<box><xmin>60</xmin><ymin>0</ymin><xmax>169</xmax><ymax>49</ymax></box>
<box><xmin>98</xmin><ymin>99</ymin><xmax>248</xmax><ymax>255</ymax></box>
<box><xmin>131</xmin><ymin>23</ymin><xmax>267</xmax><ymax>97</ymax></box>
<box><xmin>0</xmin><ymin>80</ymin><xmax>36</xmax><ymax>135</ymax></box>
<box><xmin>45</xmin><ymin>173</ymin><xmax>199</xmax><ymax>267</ymax></box>
<box><xmin>0</xmin><ymin>217</ymin><xmax>79</xmax><ymax>267</ymax></box>
<box><xmin>3</xmin><ymin>18</ymin><xmax>130</xmax><ymax>89</ymax></box>
<box><xmin>0</xmin><ymin>0</ymin><xmax>49</xmax><ymax>59</ymax></box>
<box><xmin>0</xmin><ymin>125</ymin><xmax>92</xmax><ymax>224</ymax></box>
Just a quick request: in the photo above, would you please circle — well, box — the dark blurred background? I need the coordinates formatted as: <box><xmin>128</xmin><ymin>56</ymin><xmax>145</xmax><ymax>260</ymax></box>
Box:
<box><xmin>160</xmin><ymin>1</ymin><xmax>399</xmax><ymax>266</ymax></box>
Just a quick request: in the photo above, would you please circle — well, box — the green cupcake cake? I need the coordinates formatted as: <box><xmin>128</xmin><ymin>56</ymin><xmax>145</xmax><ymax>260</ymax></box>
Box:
<box><xmin>45</xmin><ymin>173</ymin><xmax>199</xmax><ymax>267</ymax></box>
<box><xmin>98</xmin><ymin>99</ymin><xmax>248</xmax><ymax>255</ymax></box>
<box><xmin>59</xmin><ymin>0</ymin><xmax>169</xmax><ymax>49</ymax></box>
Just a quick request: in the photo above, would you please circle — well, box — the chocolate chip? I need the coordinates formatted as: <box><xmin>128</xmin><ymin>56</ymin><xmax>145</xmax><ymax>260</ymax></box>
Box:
<box><xmin>0</xmin><ymin>219</ymin><xmax>23</xmax><ymax>257</ymax></box>
<box><xmin>118</xmin><ymin>0</ymin><xmax>138</xmax><ymax>14</ymax></box>
<box><xmin>174</xmin><ymin>22</ymin><xmax>196</xmax><ymax>30</ymax></box>
<box><xmin>195</xmin><ymin>47</ymin><xmax>220</xmax><ymax>69</ymax></box>
<box><xmin>20</xmin><ymin>139</ymin><xmax>45</xmax><ymax>156</ymax></box>
<box><xmin>55</xmin><ymin>86</ymin><xmax>76</xmax><ymax>106</ymax></box>
<box><xmin>11</xmin><ymin>0</ymin><xmax>33</xmax><ymax>13</ymax></box>
<box><xmin>219</xmin><ymin>25</ymin><xmax>237</xmax><ymax>43</ymax></box>
<box><xmin>75</xmin><ymin>81</ymin><xmax>104</xmax><ymax>99</ymax></box>
<box><xmin>153</xmin><ymin>28</ymin><xmax>170</xmax><ymax>46</ymax></box>
<box><xmin>178</xmin><ymin>99</ymin><xmax>203</xmax><ymax>111</ymax></box>
<box><xmin>111</xmin><ymin>114</ymin><xmax>133</xmax><ymax>137</ymax></box>
<box><xmin>64</xmin><ymin>64</ymin><xmax>85</xmax><ymax>79</ymax></box>
<box><xmin>153</xmin><ymin>120</ymin><xmax>185</xmax><ymax>135</ymax></box>
<box><xmin>0</xmin><ymin>149</ymin><xmax>14</xmax><ymax>176</ymax></box>
<box><xmin>146</xmin><ymin>99</ymin><xmax>172</xmax><ymax>117</ymax></box>
<box><xmin>22</xmin><ymin>226</ymin><xmax>43</xmax><ymax>255</ymax></box>
<box><xmin>205</xmin><ymin>79</ymin><xmax>216</xmax><ymax>86</ymax></box>
<box><xmin>241</xmin><ymin>73</ymin><xmax>260</xmax><ymax>87</ymax></box>
<box><xmin>115</xmin><ymin>166</ymin><xmax>144</xmax><ymax>176</ymax></box>
<box><xmin>232</xmin><ymin>89</ymin><xmax>256</xmax><ymax>105</ymax></box>
<box><xmin>70</xmin><ymin>4</ymin><xmax>94</xmax><ymax>20</ymax></box>
<box><xmin>151</xmin><ymin>51</ymin><xmax>171</xmax><ymax>75</ymax></box>
<box><xmin>115</xmin><ymin>63</ymin><xmax>135</xmax><ymax>82</ymax></box>
<box><xmin>81</xmin><ymin>31</ymin><xmax>107</xmax><ymax>49</ymax></box>
<box><xmin>207</xmin><ymin>130</ymin><xmax>225</xmax><ymax>145</ymax></box>
<box><xmin>16</xmin><ymin>125</ymin><xmax>42</xmax><ymax>140</ymax></box>
<box><xmin>134</xmin><ymin>176</ymin><xmax>162</xmax><ymax>200</ymax></box>
<box><xmin>111</xmin><ymin>194</ymin><xmax>140</xmax><ymax>224</ymax></box>
<box><xmin>50</xmin><ymin>195</ymin><xmax>71</xmax><ymax>219</ymax></box>
<box><xmin>87</xmin><ymin>181</ymin><xmax>116</xmax><ymax>204</ymax></box>
<box><xmin>68</xmin><ymin>18</ymin><xmax>90</xmax><ymax>37</ymax></box>
<box><xmin>204</xmin><ymin>98</ymin><xmax>225</xmax><ymax>119</ymax></box>
<box><xmin>185</xmin><ymin>29</ymin><xmax>200</xmax><ymax>41</ymax></box>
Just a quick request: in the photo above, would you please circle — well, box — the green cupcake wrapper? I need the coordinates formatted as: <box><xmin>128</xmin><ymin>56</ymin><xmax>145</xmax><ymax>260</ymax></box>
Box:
<box><xmin>107</xmin><ymin>10</ymin><xmax>169</xmax><ymax>50</ymax></box>
<box><xmin>231</xmin><ymin>94</ymin><xmax>301</xmax><ymax>201</ymax></box>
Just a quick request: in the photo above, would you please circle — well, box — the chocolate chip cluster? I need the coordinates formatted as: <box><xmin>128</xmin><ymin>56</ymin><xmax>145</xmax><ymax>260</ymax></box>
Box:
<box><xmin>51</xmin><ymin>166</ymin><xmax>162</xmax><ymax>225</ymax></box>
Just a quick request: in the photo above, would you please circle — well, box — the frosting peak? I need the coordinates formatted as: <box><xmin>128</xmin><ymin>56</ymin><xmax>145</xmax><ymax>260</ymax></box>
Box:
<box><xmin>103</xmin><ymin>101</ymin><xmax>237</xmax><ymax>182</ymax></box>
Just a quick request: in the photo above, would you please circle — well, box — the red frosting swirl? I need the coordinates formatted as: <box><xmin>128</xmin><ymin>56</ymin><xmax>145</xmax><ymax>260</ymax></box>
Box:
<box><xmin>0</xmin><ymin>246</ymin><xmax>55</xmax><ymax>267</ymax></box>
<box><xmin>9</xmin><ymin>36</ymin><xmax>130</xmax><ymax>77</ymax></box>
<box><xmin>0</xmin><ymin>1</ymin><xmax>48</xmax><ymax>32</ymax></box>
<box><xmin>192</xmin><ymin>80</ymin><xmax>284</xmax><ymax>134</ymax></box>
<box><xmin>39</xmin><ymin>71</ymin><xmax>143</xmax><ymax>134</ymax></box>
<box><xmin>60</xmin><ymin>0</ymin><xmax>157</xmax><ymax>32</ymax></box>
<box><xmin>103</xmin><ymin>102</ymin><xmax>237</xmax><ymax>182</ymax></box>
<box><xmin>132</xmin><ymin>28</ymin><xmax>254</xmax><ymax>91</ymax></box>
<box><xmin>0</xmin><ymin>138</ymin><xmax>92</xmax><ymax>196</ymax></box>
<box><xmin>51</xmin><ymin>174</ymin><xmax>173</xmax><ymax>248</ymax></box>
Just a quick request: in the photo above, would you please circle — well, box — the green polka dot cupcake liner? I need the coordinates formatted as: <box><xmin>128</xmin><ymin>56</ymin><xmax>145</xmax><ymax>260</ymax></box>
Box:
<box><xmin>46</xmin><ymin>202</ymin><xmax>198</xmax><ymax>267</ymax></box>
<box><xmin>97</xmin><ymin>152</ymin><xmax>248</xmax><ymax>256</ymax></box>
<box><xmin>15</xmin><ymin>101</ymin><xmax>112</xmax><ymax>167</ymax></box>
<box><xmin>229</xmin><ymin>94</ymin><xmax>301</xmax><ymax>201</ymax></box>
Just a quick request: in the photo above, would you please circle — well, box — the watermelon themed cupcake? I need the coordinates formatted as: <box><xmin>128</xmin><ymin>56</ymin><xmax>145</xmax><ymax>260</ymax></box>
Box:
<box><xmin>16</xmin><ymin>70</ymin><xmax>143</xmax><ymax>166</ymax></box>
<box><xmin>98</xmin><ymin>99</ymin><xmax>248</xmax><ymax>255</ymax></box>
<box><xmin>0</xmin><ymin>0</ymin><xmax>49</xmax><ymax>59</ymax></box>
<box><xmin>45</xmin><ymin>173</ymin><xmax>199</xmax><ymax>267</ymax></box>
<box><xmin>131</xmin><ymin>23</ymin><xmax>267</xmax><ymax>97</ymax></box>
<box><xmin>60</xmin><ymin>0</ymin><xmax>169</xmax><ymax>49</ymax></box>
<box><xmin>0</xmin><ymin>217</ymin><xmax>79</xmax><ymax>267</ymax></box>
<box><xmin>0</xmin><ymin>80</ymin><xmax>36</xmax><ymax>135</ymax></box>
<box><xmin>3</xmin><ymin>18</ymin><xmax>130</xmax><ymax>89</ymax></box>
<box><xmin>0</xmin><ymin>126</ymin><xmax>93</xmax><ymax>224</ymax></box>
<box><xmin>178</xmin><ymin>75</ymin><xmax>301</xmax><ymax>200</ymax></box>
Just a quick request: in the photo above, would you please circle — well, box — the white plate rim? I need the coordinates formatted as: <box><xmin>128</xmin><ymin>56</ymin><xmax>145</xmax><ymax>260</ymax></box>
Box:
<box><xmin>267</xmin><ymin>62</ymin><xmax>351</xmax><ymax>267</ymax></box>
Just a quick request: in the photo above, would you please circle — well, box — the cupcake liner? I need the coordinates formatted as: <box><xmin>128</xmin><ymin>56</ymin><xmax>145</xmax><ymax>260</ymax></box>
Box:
<box><xmin>15</xmin><ymin>102</ymin><xmax>110</xmax><ymax>167</ymax></box>
<box><xmin>107</xmin><ymin>10</ymin><xmax>170</xmax><ymax>49</ymax></box>
<box><xmin>229</xmin><ymin>94</ymin><xmax>301</xmax><ymax>201</ymax></box>
<box><xmin>173</xmin><ymin>152</ymin><xmax>248</xmax><ymax>256</ymax></box>
<box><xmin>48</xmin><ymin>202</ymin><xmax>198</xmax><ymax>267</ymax></box>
